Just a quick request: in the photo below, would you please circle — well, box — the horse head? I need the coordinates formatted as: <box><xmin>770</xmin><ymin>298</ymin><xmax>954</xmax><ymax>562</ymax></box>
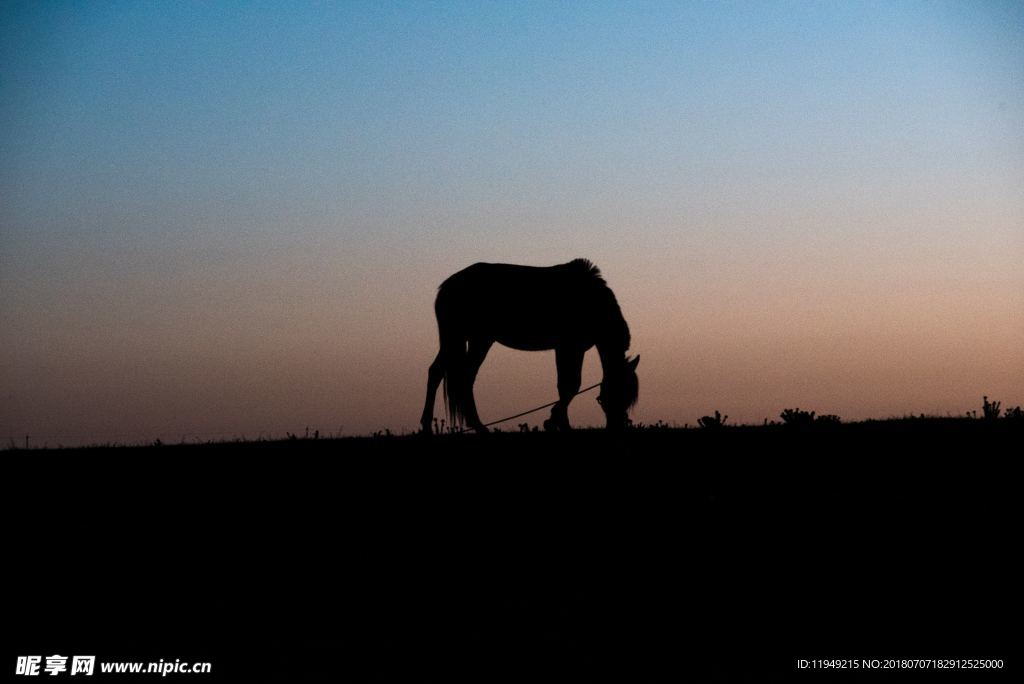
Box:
<box><xmin>598</xmin><ymin>354</ymin><xmax>639</xmax><ymax>429</ymax></box>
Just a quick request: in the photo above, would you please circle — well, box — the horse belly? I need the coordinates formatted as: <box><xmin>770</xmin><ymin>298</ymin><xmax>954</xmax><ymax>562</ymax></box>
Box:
<box><xmin>495</xmin><ymin>334</ymin><xmax>559</xmax><ymax>352</ymax></box>
<box><xmin>483</xmin><ymin>302</ymin><xmax>563</xmax><ymax>350</ymax></box>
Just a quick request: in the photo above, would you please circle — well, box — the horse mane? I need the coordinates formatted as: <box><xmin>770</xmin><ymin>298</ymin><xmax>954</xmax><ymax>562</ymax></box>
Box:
<box><xmin>566</xmin><ymin>258</ymin><xmax>605</xmax><ymax>284</ymax></box>
<box><xmin>565</xmin><ymin>258</ymin><xmax>630</xmax><ymax>351</ymax></box>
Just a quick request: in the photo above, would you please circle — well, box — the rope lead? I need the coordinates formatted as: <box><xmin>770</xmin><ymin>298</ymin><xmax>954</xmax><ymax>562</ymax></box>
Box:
<box><xmin>456</xmin><ymin>381</ymin><xmax>602</xmax><ymax>433</ymax></box>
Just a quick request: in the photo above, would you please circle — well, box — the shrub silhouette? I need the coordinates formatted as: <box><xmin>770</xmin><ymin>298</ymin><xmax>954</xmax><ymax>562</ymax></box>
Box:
<box><xmin>780</xmin><ymin>408</ymin><xmax>816</xmax><ymax>426</ymax></box>
<box><xmin>697</xmin><ymin>411</ymin><xmax>728</xmax><ymax>429</ymax></box>
<box><xmin>1004</xmin><ymin>405</ymin><xmax>1023</xmax><ymax>421</ymax></box>
<box><xmin>778</xmin><ymin>408</ymin><xmax>842</xmax><ymax>426</ymax></box>
<box><xmin>982</xmin><ymin>396</ymin><xmax>1002</xmax><ymax>420</ymax></box>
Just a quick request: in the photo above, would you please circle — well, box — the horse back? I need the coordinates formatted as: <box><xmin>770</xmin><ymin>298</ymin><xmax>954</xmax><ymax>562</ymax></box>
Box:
<box><xmin>435</xmin><ymin>260</ymin><xmax>625</xmax><ymax>349</ymax></box>
<box><xmin>438</xmin><ymin>260</ymin><xmax>604</xmax><ymax>305</ymax></box>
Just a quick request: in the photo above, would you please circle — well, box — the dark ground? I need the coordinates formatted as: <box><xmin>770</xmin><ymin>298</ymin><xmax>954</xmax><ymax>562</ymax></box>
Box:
<box><xmin>5</xmin><ymin>418</ymin><xmax>1020</xmax><ymax>681</ymax></box>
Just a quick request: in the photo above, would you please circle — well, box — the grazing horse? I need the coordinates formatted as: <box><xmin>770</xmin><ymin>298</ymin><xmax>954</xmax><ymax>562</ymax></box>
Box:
<box><xmin>421</xmin><ymin>259</ymin><xmax>639</xmax><ymax>433</ymax></box>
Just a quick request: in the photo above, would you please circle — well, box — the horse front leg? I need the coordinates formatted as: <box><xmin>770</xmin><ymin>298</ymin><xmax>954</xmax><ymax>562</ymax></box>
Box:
<box><xmin>545</xmin><ymin>346</ymin><xmax>584</xmax><ymax>431</ymax></box>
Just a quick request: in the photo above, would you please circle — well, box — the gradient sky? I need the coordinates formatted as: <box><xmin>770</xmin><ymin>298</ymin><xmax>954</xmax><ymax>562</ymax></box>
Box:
<box><xmin>2</xmin><ymin>1</ymin><xmax>1022</xmax><ymax>445</ymax></box>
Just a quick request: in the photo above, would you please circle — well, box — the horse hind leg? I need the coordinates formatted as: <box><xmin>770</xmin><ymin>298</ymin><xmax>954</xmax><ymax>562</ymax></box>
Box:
<box><xmin>462</xmin><ymin>338</ymin><xmax>493</xmax><ymax>433</ymax></box>
<box><xmin>420</xmin><ymin>351</ymin><xmax>445</xmax><ymax>434</ymax></box>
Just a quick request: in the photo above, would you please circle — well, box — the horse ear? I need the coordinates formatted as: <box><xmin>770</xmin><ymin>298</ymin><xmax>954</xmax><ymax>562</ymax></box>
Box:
<box><xmin>628</xmin><ymin>355</ymin><xmax>640</xmax><ymax>370</ymax></box>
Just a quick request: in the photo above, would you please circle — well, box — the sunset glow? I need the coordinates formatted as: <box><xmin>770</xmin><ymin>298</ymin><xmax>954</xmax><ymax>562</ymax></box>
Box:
<box><xmin>2</xmin><ymin>1</ymin><xmax>1022</xmax><ymax>445</ymax></box>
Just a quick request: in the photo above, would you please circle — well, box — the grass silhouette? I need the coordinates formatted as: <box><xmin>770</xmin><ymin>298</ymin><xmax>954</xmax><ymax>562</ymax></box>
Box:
<box><xmin>7</xmin><ymin>407</ymin><xmax>1019</xmax><ymax>680</ymax></box>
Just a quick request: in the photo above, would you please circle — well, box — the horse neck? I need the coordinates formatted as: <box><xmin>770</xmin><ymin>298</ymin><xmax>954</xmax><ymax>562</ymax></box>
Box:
<box><xmin>596</xmin><ymin>287</ymin><xmax>629</xmax><ymax>346</ymax></box>
<box><xmin>594</xmin><ymin>301</ymin><xmax>630</xmax><ymax>366</ymax></box>
<box><xmin>596</xmin><ymin>338</ymin><xmax>626</xmax><ymax>375</ymax></box>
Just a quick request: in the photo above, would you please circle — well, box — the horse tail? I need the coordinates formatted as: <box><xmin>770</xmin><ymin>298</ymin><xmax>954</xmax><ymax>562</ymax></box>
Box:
<box><xmin>435</xmin><ymin>292</ymin><xmax>470</xmax><ymax>428</ymax></box>
<box><xmin>440</xmin><ymin>340</ymin><xmax>471</xmax><ymax>428</ymax></box>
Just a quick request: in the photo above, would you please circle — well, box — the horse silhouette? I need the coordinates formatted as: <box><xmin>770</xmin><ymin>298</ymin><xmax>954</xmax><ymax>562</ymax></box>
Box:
<box><xmin>421</xmin><ymin>259</ymin><xmax>639</xmax><ymax>433</ymax></box>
